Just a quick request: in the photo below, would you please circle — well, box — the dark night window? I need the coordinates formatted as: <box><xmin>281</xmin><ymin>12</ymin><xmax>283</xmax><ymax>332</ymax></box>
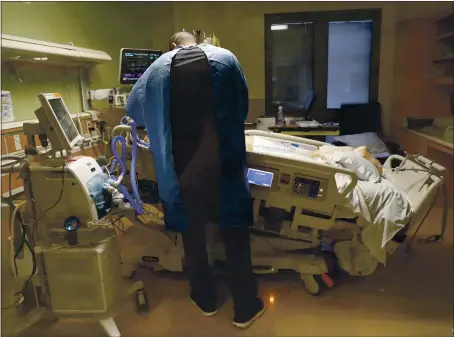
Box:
<box><xmin>265</xmin><ymin>9</ymin><xmax>381</xmax><ymax>121</ymax></box>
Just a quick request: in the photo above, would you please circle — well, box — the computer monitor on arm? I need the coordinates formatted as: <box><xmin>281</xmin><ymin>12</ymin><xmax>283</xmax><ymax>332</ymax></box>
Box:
<box><xmin>119</xmin><ymin>48</ymin><xmax>163</xmax><ymax>85</ymax></box>
<box><xmin>34</xmin><ymin>93</ymin><xmax>83</xmax><ymax>154</ymax></box>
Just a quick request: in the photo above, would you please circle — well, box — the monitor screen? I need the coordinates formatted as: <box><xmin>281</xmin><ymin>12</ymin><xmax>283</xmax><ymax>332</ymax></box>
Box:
<box><xmin>247</xmin><ymin>168</ymin><xmax>274</xmax><ymax>188</ymax></box>
<box><xmin>48</xmin><ymin>98</ymin><xmax>79</xmax><ymax>143</ymax></box>
<box><xmin>120</xmin><ymin>48</ymin><xmax>162</xmax><ymax>84</ymax></box>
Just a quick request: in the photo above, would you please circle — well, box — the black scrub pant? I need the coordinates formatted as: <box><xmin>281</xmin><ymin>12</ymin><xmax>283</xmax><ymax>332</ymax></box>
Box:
<box><xmin>181</xmin><ymin>210</ymin><xmax>258</xmax><ymax>313</ymax></box>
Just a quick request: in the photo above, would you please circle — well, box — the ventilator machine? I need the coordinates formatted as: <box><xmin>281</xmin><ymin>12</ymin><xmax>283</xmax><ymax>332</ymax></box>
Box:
<box><xmin>1</xmin><ymin>94</ymin><xmax>149</xmax><ymax>337</ymax></box>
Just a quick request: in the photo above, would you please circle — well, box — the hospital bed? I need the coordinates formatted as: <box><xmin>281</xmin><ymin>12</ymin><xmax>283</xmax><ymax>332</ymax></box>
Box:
<box><xmin>111</xmin><ymin>124</ymin><xmax>448</xmax><ymax>296</ymax></box>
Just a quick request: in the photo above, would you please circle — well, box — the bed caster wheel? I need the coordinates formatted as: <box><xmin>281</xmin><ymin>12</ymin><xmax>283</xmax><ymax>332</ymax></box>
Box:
<box><xmin>301</xmin><ymin>273</ymin><xmax>335</xmax><ymax>296</ymax></box>
<box><xmin>135</xmin><ymin>289</ymin><xmax>149</xmax><ymax>314</ymax></box>
<box><xmin>302</xmin><ymin>273</ymin><xmax>336</xmax><ymax>296</ymax></box>
<box><xmin>300</xmin><ymin>274</ymin><xmax>323</xmax><ymax>296</ymax></box>
<box><xmin>124</xmin><ymin>270</ymin><xmax>137</xmax><ymax>280</ymax></box>
<box><xmin>121</xmin><ymin>262</ymin><xmax>136</xmax><ymax>279</ymax></box>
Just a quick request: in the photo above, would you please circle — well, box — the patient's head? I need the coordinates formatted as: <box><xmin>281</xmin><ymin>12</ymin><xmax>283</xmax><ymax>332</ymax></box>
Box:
<box><xmin>310</xmin><ymin>145</ymin><xmax>383</xmax><ymax>174</ymax></box>
<box><xmin>169</xmin><ymin>32</ymin><xmax>197</xmax><ymax>51</ymax></box>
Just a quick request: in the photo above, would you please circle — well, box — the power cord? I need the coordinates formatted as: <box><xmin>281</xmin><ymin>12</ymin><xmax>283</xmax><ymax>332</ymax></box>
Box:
<box><xmin>31</xmin><ymin>165</ymin><xmax>66</xmax><ymax>238</ymax></box>
<box><xmin>2</xmin><ymin>230</ymin><xmax>37</xmax><ymax>310</ymax></box>
<box><xmin>1</xmin><ymin>161</ymin><xmax>63</xmax><ymax>310</ymax></box>
<box><xmin>109</xmin><ymin>215</ymin><xmax>125</xmax><ymax>233</ymax></box>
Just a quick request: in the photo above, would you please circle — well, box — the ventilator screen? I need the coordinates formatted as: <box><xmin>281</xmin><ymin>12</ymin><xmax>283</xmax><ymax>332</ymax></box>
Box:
<box><xmin>48</xmin><ymin>98</ymin><xmax>79</xmax><ymax>143</ymax></box>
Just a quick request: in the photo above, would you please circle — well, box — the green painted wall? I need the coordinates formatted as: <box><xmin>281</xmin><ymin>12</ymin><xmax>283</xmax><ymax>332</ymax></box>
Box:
<box><xmin>1</xmin><ymin>1</ymin><xmax>172</xmax><ymax>121</ymax></box>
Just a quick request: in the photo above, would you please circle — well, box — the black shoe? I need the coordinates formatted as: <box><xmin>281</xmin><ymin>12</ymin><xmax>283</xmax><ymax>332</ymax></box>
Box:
<box><xmin>189</xmin><ymin>296</ymin><xmax>218</xmax><ymax>317</ymax></box>
<box><xmin>233</xmin><ymin>298</ymin><xmax>265</xmax><ymax>329</ymax></box>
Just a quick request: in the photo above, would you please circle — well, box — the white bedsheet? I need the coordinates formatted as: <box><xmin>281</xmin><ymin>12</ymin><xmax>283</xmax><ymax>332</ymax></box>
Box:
<box><xmin>251</xmin><ymin>136</ymin><xmax>413</xmax><ymax>263</ymax></box>
<box><xmin>333</xmin><ymin>173</ymin><xmax>413</xmax><ymax>263</ymax></box>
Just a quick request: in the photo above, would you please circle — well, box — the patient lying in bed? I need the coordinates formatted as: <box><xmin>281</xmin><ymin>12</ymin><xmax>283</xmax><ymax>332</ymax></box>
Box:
<box><xmin>309</xmin><ymin>145</ymin><xmax>412</xmax><ymax>244</ymax></box>
<box><xmin>249</xmin><ymin>135</ymin><xmax>413</xmax><ymax>263</ymax></box>
<box><xmin>309</xmin><ymin>144</ymin><xmax>383</xmax><ymax>174</ymax></box>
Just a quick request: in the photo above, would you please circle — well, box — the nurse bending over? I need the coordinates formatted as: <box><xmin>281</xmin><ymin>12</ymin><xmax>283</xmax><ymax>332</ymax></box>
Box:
<box><xmin>126</xmin><ymin>31</ymin><xmax>265</xmax><ymax>329</ymax></box>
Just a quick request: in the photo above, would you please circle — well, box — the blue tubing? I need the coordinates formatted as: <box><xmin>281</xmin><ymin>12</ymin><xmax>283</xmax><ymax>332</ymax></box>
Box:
<box><xmin>111</xmin><ymin>136</ymin><xmax>127</xmax><ymax>177</ymax></box>
<box><xmin>120</xmin><ymin>116</ymin><xmax>149</xmax><ymax>148</ymax></box>
<box><xmin>128</xmin><ymin>120</ymin><xmax>144</xmax><ymax>213</ymax></box>
<box><xmin>110</xmin><ymin>132</ymin><xmax>144</xmax><ymax>215</ymax></box>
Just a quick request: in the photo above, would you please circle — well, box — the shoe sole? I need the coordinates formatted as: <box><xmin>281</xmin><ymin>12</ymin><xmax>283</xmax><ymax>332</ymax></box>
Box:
<box><xmin>233</xmin><ymin>307</ymin><xmax>266</xmax><ymax>329</ymax></box>
<box><xmin>189</xmin><ymin>297</ymin><xmax>218</xmax><ymax>317</ymax></box>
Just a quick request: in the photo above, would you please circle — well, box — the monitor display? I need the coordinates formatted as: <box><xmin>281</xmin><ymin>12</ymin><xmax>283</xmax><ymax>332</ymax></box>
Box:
<box><xmin>48</xmin><ymin>98</ymin><xmax>79</xmax><ymax>143</ymax></box>
<box><xmin>247</xmin><ymin>168</ymin><xmax>274</xmax><ymax>188</ymax></box>
<box><xmin>119</xmin><ymin>48</ymin><xmax>162</xmax><ymax>84</ymax></box>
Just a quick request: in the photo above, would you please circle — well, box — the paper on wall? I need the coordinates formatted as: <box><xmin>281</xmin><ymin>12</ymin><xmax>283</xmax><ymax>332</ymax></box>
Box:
<box><xmin>1</xmin><ymin>91</ymin><xmax>15</xmax><ymax>123</ymax></box>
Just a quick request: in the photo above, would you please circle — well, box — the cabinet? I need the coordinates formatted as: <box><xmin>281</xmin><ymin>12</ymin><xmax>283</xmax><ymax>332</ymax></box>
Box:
<box><xmin>432</xmin><ymin>11</ymin><xmax>454</xmax><ymax>85</ymax></box>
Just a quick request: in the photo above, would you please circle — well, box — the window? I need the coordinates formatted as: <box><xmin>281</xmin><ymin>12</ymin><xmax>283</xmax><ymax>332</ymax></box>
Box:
<box><xmin>265</xmin><ymin>9</ymin><xmax>381</xmax><ymax>119</ymax></box>
<box><xmin>270</xmin><ymin>23</ymin><xmax>314</xmax><ymax>110</ymax></box>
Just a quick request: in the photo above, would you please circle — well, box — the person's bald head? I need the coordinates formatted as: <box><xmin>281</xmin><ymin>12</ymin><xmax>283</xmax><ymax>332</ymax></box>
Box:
<box><xmin>169</xmin><ymin>32</ymin><xmax>197</xmax><ymax>51</ymax></box>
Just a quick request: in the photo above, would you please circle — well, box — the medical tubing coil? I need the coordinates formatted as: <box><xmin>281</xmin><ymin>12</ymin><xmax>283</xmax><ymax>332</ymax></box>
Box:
<box><xmin>109</xmin><ymin>122</ymin><xmax>144</xmax><ymax>215</ymax></box>
<box><xmin>128</xmin><ymin>119</ymin><xmax>144</xmax><ymax>212</ymax></box>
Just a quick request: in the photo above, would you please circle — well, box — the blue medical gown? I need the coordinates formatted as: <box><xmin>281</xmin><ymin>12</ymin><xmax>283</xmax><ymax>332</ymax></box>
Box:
<box><xmin>126</xmin><ymin>44</ymin><xmax>253</xmax><ymax>232</ymax></box>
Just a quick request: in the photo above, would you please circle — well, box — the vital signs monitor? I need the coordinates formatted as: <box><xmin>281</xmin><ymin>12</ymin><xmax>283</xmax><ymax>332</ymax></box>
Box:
<box><xmin>119</xmin><ymin>48</ymin><xmax>163</xmax><ymax>84</ymax></box>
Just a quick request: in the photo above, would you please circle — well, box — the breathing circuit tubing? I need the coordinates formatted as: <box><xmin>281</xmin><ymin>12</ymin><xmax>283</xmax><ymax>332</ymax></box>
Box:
<box><xmin>108</xmin><ymin>117</ymin><xmax>148</xmax><ymax>216</ymax></box>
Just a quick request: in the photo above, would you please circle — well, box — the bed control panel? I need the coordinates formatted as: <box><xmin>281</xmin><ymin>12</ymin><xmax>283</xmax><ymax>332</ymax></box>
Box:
<box><xmin>292</xmin><ymin>175</ymin><xmax>328</xmax><ymax>200</ymax></box>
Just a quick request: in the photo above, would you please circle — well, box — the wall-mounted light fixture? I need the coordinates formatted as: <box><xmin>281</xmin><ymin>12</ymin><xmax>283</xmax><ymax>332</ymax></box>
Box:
<box><xmin>271</xmin><ymin>24</ymin><xmax>288</xmax><ymax>31</ymax></box>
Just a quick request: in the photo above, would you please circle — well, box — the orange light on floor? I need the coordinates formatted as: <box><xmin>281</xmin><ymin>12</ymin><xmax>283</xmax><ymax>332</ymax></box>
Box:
<box><xmin>269</xmin><ymin>295</ymin><xmax>275</xmax><ymax>304</ymax></box>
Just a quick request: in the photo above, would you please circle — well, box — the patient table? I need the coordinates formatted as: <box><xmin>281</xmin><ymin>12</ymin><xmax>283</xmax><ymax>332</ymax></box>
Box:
<box><xmin>112</xmin><ymin>128</ymin><xmax>447</xmax><ymax>295</ymax></box>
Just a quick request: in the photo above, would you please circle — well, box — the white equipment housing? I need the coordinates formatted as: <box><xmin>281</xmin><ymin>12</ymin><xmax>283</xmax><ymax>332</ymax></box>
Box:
<box><xmin>42</xmin><ymin>234</ymin><xmax>122</xmax><ymax>315</ymax></box>
<box><xmin>29</xmin><ymin>156</ymin><xmax>109</xmax><ymax>231</ymax></box>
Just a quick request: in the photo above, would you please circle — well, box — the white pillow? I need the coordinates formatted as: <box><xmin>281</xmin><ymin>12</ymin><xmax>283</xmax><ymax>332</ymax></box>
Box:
<box><xmin>331</xmin><ymin>151</ymin><xmax>381</xmax><ymax>183</ymax></box>
<box><xmin>333</xmin><ymin>132</ymin><xmax>388</xmax><ymax>155</ymax></box>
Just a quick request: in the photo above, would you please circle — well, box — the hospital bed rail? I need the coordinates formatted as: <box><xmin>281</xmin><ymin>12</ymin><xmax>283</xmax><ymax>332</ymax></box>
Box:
<box><xmin>383</xmin><ymin>153</ymin><xmax>448</xmax><ymax>250</ymax></box>
<box><xmin>245</xmin><ymin>131</ymin><xmax>448</xmax><ymax>254</ymax></box>
<box><xmin>245</xmin><ymin>130</ymin><xmax>361</xmax><ymax>233</ymax></box>
<box><xmin>245</xmin><ymin>129</ymin><xmax>359</xmax><ymax>197</ymax></box>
